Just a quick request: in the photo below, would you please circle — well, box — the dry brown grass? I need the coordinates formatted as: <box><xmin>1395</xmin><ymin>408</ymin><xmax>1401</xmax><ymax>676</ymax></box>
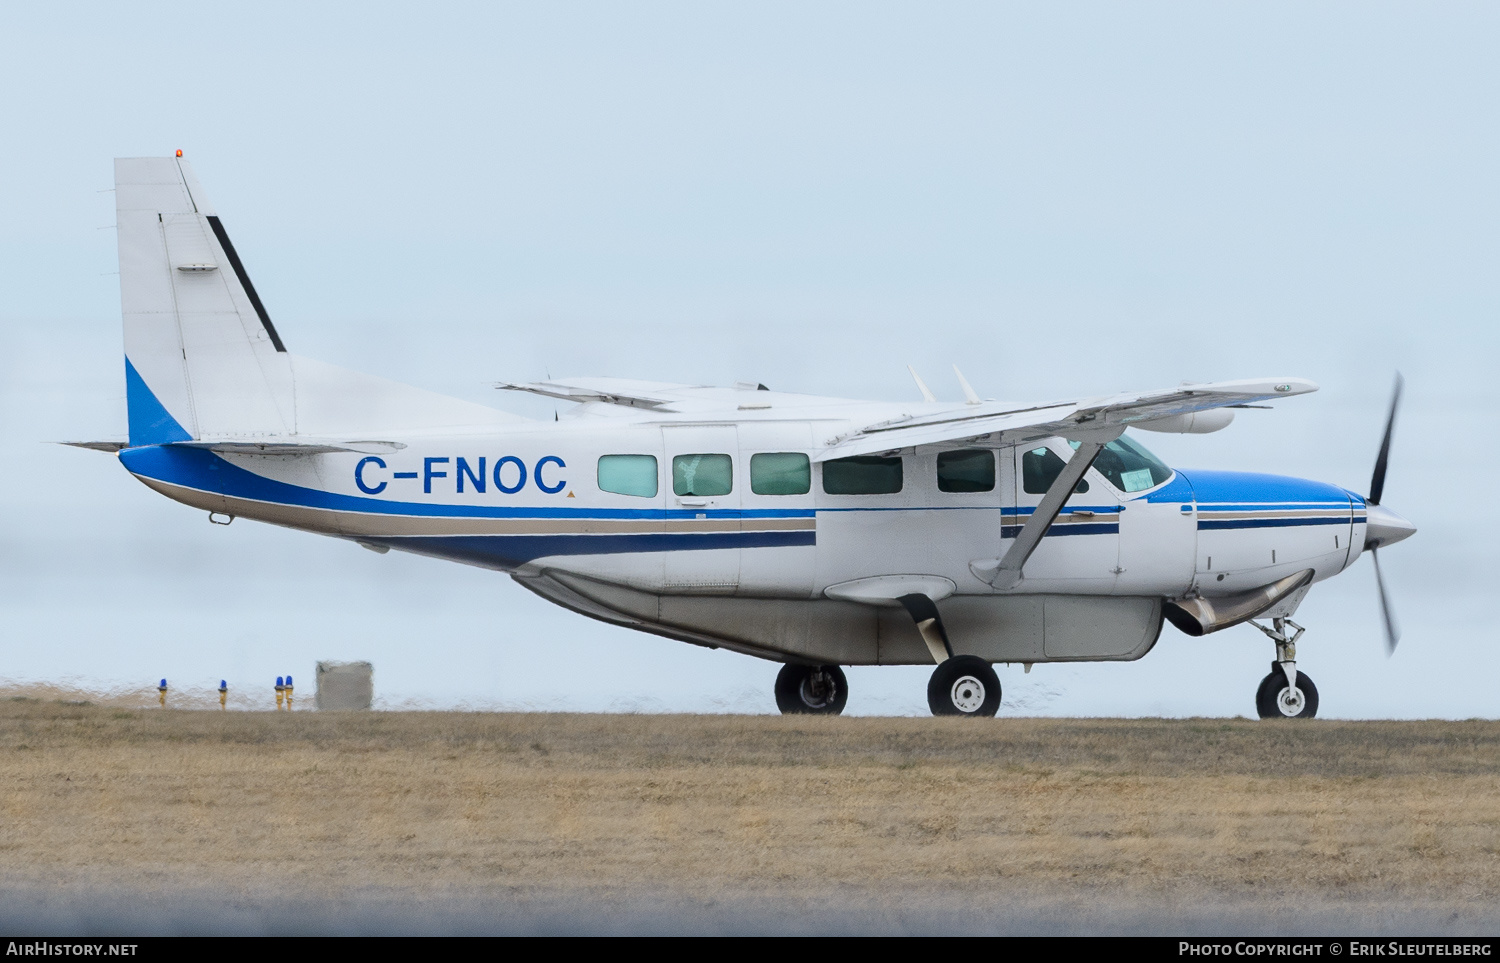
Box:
<box><xmin>3</xmin><ymin>698</ymin><xmax>1499</xmax><ymax>917</ymax></box>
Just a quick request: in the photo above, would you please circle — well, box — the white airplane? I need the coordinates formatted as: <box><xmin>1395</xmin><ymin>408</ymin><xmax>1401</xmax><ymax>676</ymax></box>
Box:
<box><xmin>71</xmin><ymin>155</ymin><xmax>1416</xmax><ymax>719</ymax></box>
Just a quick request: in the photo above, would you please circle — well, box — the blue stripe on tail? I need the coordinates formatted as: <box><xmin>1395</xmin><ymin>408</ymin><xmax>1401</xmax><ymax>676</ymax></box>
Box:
<box><xmin>125</xmin><ymin>357</ymin><xmax>192</xmax><ymax>447</ymax></box>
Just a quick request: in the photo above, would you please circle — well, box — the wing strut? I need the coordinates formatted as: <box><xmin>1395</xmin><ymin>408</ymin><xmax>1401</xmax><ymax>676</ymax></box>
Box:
<box><xmin>971</xmin><ymin>438</ymin><xmax>1111</xmax><ymax>590</ymax></box>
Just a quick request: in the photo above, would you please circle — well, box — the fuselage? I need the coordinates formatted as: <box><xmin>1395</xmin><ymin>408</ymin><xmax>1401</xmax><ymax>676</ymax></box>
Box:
<box><xmin>116</xmin><ymin>392</ymin><xmax>1370</xmax><ymax>667</ymax></box>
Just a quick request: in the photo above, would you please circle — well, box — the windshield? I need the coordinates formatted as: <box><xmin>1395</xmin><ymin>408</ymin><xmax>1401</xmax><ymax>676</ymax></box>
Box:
<box><xmin>1070</xmin><ymin>435</ymin><xmax>1173</xmax><ymax>493</ymax></box>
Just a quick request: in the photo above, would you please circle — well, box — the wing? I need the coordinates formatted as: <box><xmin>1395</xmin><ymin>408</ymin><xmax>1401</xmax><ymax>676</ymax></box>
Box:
<box><xmin>814</xmin><ymin>377</ymin><xmax>1318</xmax><ymax>461</ymax></box>
<box><xmin>493</xmin><ymin>377</ymin><xmax>694</xmax><ymax>410</ymax></box>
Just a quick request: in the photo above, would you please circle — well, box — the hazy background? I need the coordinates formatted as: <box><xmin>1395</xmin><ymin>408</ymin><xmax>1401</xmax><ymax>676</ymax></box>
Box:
<box><xmin>0</xmin><ymin>2</ymin><xmax>1491</xmax><ymax>716</ymax></box>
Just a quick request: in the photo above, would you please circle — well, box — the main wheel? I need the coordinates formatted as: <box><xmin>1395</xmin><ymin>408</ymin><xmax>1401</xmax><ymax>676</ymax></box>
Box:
<box><xmin>1255</xmin><ymin>664</ymin><xmax>1319</xmax><ymax>719</ymax></box>
<box><xmin>775</xmin><ymin>663</ymin><xmax>848</xmax><ymax>715</ymax></box>
<box><xmin>927</xmin><ymin>656</ymin><xmax>1001</xmax><ymax>717</ymax></box>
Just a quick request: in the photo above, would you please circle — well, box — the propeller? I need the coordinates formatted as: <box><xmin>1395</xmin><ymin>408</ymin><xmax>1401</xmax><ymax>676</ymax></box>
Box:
<box><xmin>1367</xmin><ymin>373</ymin><xmax>1402</xmax><ymax>507</ymax></box>
<box><xmin>1366</xmin><ymin>373</ymin><xmax>1404</xmax><ymax>654</ymax></box>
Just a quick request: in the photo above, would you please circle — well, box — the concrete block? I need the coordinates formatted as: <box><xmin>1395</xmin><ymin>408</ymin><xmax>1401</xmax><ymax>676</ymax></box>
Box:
<box><xmin>315</xmin><ymin>661</ymin><xmax>373</xmax><ymax>710</ymax></box>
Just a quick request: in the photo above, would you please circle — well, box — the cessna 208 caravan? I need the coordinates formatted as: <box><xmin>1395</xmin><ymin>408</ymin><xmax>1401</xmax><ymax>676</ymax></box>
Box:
<box><xmin>72</xmin><ymin>155</ymin><xmax>1416</xmax><ymax>718</ymax></box>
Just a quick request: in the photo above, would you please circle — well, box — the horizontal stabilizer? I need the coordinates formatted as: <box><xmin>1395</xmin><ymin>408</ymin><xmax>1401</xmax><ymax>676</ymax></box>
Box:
<box><xmin>61</xmin><ymin>437</ymin><xmax>406</xmax><ymax>455</ymax></box>
<box><xmin>171</xmin><ymin>438</ymin><xmax>408</xmax><ymax>456</ymax></box>
<box><xmin>61</xmin><ymin>441</ymin><xmax>129</xmax><ymax>453</ymax></box>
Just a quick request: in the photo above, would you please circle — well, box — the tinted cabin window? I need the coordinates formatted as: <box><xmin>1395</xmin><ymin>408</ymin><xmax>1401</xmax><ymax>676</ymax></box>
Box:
<box><xmin>936</xmin><ymin>449</ymin><xmax>995</xmax><ymax>493</ymax></box>
<box><xmin>1083</xmin><ymin>435</ymin><xmax>1174</xmax><ymax>493</ymax></box>
<box><xmin>597</xmin><ymin>454</ymin><xmax>658</xmax><ymax>497</ymax></box>
<box><xmin>672</xmin><ymin>453</ymin><xmax>733</xmax><ymax>496</ymax></box>
<box><xmin>822</xmin><ymin>455</ymin><xmax>903</xmax><ymax>495</ymax></box>
<box><xmin>1022</xmin><ymin>447</ymin><xmax>1090</xmax><ymax>495</ymax></box>
<box><xmin>750</xmin><ymin>452</ymin><xmax>811</xmax><ymax>495</ymax></box>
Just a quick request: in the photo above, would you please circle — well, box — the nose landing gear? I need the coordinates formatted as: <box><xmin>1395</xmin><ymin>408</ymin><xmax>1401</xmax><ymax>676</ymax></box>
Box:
<box><xmin>1250</xmin><ymin>617</ymin><xmax>1319</xmax><ymax>719</ymax></box>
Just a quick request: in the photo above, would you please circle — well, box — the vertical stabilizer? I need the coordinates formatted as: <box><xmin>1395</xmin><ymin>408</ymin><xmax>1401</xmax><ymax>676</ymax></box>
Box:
<box><xmin>115</xmin><ymin>156</ymin><xmax>295</xmax><ymax>445</ymax></box>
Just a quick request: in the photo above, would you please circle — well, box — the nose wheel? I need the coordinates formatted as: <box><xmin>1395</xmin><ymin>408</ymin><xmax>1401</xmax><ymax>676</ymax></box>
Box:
<box><xmin>1256</xmin><ymin>663</ymin><xmax>1320</xmax><ymax>718</ymax></box>
<box><xmin>1251</xmin><ymin>617</ymin><xmax>1319</xmax><ymax>719</ymax></box>
<box><xmin>774</xmin><ymin>663</ymin><xmax>848</xmax><ymax>715</ymax></box>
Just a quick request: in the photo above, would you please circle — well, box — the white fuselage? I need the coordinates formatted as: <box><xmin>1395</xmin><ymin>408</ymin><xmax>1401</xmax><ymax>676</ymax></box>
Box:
<box><xmin>119</xmin><ymin>392</ymin><xmax>1366</xmax><ymax>668</ymax></box>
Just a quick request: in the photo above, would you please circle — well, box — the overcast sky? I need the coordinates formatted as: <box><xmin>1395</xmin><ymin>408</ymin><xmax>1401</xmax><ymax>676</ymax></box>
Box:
<box><xmin>1</xmin><ymin>2</ymin><xmax>1494</xmax><ymax>716</ymax></box>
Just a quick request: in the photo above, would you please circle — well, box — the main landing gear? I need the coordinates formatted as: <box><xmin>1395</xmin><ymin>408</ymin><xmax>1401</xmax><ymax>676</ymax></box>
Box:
<box><xmin>774</xmin><ymin>663</ymin><xmax>849</xmax><ymax>715</ymax></box>
<box><xmin>928</xmin><ymin>656</ymin><xmax>1002</xmax><ymax>717</ymax></box>
<box><xmin>773</xmin><ymin>596</ymin><xmax>1005</xmax><ymax>718</ymax></box>
<box><xmin>772</xmin><ymin>658</ymin><xmax>1003</xmax><ymax>718</ymax></box>
<box><xmin>1251</xmin><ymin>617</ymin><xmax>1319</xmax><ymax>719</ymax></box>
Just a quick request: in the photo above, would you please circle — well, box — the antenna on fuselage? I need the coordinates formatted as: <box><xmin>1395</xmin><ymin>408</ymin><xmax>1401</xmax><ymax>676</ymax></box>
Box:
<box><xmin>907</xmin><ymin>366</ymin><xmax>936</xmax><ymax>402</ymax></box>
<box><xmin>953</xmin><ymin>365</ymin><xmax>982</xmax><ymax>405</ymax></box>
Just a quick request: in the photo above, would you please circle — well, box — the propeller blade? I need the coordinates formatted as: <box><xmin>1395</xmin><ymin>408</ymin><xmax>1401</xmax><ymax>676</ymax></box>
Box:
<box><xmin>1368</xmin><ymin>372</ymin><xmax>1403</xmax><ymax>505</ymax></box>
<box><xmin>1372</xmin><ymin>547</ymin><xmax>1401</xmax><ymax>655</ymax></box>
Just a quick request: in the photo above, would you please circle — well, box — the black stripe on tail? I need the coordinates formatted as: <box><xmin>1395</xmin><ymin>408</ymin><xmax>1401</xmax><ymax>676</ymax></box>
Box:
<box><xmin>205</xmin><ymin>215</ymin><xmax>287</xmax><ymax>353</ymax></box>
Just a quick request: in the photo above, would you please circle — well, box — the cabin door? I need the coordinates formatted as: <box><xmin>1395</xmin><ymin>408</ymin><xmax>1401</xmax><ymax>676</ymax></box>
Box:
<box><xmin>1006</xmin><ymin>441</ymin><xmax>1120</xmax><ymax>593</ymax></box>
<box><xmin>661</xmin><ymin>425</ymin><xmax>742</xmax><ymax>594</ymax></box>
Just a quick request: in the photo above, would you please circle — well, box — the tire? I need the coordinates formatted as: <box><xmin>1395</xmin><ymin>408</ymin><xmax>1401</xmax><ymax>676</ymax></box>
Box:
<box><xmin>1255</xmin><ymin>664</ymin><xmax>1319</xmax><ymax>719</ymax></box>
<box><xmin>774</xmin><ymin>663</ymin><xmax>848</xmax><ymax>715</ymax></box>
<box><xmin>927</xmin><ymin>656</ymin><xmax>1001</xmax><ymax>718</ymax></box>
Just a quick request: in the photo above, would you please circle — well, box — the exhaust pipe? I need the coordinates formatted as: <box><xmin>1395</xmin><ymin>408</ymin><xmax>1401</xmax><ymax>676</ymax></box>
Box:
<box><xmin>1163</xmin><ymin>569</ymin><xmax>1315</xmax><ymax>637</ymax></box>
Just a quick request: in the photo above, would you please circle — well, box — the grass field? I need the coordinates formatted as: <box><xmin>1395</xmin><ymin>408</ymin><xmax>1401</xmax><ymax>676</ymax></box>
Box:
<box><xmin>2</xmin><ymin>696</ymin><xmax>1498</xmax><ymax>934</ymax></box>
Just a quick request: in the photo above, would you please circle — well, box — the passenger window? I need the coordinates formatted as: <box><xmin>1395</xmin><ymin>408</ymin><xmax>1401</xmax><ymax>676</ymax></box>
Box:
<box><xmin>822</xmin><ymin>455</ymin><xmax>903</xmax><ymax>495</ymax></box>
<box><xmin>1021</xmin><ymin>447</ymin><xmax>1090</xmax><ymax>495</ymax></box>
<box><xmin>672</xmin><ymin>453</ymin><xmax>733</xmax><ymax>497</ymax></box>
<box><xmin>597</xmin><ymin>454</ymin><xmax>658</xmax><ymax>497</ymax></box>
<box><xmin>936</xmin><ymin>449</ymin><xmax>995</xmax><ymax>493</ymax></box>
<box><xmin>751</xmin><ymin>452</ymin><xmax>811</xmax><ymax>495</ymax></box>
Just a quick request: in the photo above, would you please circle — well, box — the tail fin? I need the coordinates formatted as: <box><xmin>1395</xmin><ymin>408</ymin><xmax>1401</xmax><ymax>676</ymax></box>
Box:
<box><xmin>115</xmin><ymin>156</ymin><xmax>519</xmax><ymax>445</ymax></box>
<box><xmin>116</xmin><ymin>156</ymin><xmax>295</xmax><ymax>445</ymax></box>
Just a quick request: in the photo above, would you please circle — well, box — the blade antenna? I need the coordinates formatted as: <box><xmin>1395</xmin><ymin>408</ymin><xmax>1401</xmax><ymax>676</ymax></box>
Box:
<box><xmin>953</xmin><ymin>365</ymin><xmax>982</xmax><ymax>405</ymax></box>
<box><xmin>907</xmin><ymin>366</ymin><xmax>937</xmax><ymax>403</ymax></box>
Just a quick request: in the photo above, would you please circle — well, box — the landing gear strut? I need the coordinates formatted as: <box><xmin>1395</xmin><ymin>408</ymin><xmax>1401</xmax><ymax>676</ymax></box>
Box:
<box><xmin>774</xmin><ymin>663</ymin><xmax>848</xmax><ymax>715</ymax></box>
<box><xmin>1250</xmin><ymin>617</ymin><xmax>1319</xmax><ymax>719</ymax></box>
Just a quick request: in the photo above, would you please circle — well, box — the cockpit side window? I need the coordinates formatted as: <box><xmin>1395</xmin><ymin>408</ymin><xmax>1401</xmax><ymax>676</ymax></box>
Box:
<box><xmin>1075</xmin><ymin>435</ymin><xmax>1173</xmax><ymax>493</ymax></box>
<box><xmin>1022</xmin><ymin>447</ymin><xmax>1090</xmax><ymax>495</ymax></box>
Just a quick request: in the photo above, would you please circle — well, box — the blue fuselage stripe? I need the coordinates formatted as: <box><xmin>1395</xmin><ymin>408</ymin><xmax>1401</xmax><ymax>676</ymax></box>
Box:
<box><xmin>1002</xmin><ymin>523</ymin><xmax>1120</xmax><ymax>538</ymax></box>
<box><xmin>1198</xmin><ymin>516</ymin><xmax>1350</xmax><ymax>531</ymax></box>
